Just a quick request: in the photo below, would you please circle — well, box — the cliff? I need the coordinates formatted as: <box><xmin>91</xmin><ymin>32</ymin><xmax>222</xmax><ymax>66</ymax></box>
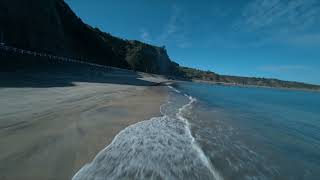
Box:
<box><xmin>0</xmin><ymin>0</ymin><xmax>318</xmax><ymax>90</ymax></box>
<box><xmin>0</xmin><ymin>0</ymin><xmax>176</xmax><ymax>74</ymax></box>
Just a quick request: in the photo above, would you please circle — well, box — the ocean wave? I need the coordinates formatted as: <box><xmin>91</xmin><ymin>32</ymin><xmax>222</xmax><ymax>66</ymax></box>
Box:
<box><xmin>72</xmin><ymin>87</ymin><xmax>222</xmax><ymax>180</ymax></box>
<box><xmin>168</xmin><ymin>85</ymin><xmax>181</xmax><ymax>94</ymax></box>
<box><xmin>177</xmin><ymin>94</ymin><xmax>222</xmax><ymax>180</ymax></box>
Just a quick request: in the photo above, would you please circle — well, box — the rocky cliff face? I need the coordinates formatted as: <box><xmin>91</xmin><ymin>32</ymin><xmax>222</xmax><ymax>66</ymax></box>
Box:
<box><xmin>0</xmin><ymin>0</ymin><xmax>176</xmax><ymax>74</ymax></box>
<box><xmin>93</xmin><ymin>29</ymin><xmax>177</xmax><ymax>74</ymax></box>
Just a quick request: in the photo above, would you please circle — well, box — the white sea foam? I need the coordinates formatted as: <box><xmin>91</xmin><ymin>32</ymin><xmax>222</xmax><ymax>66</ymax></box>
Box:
<box><xmin>72</xmin><ymin>89</ymin><xmax>223</xmax><ymax>180</ymax></box>
<box><xmin>168</xmin><ymin>85</ymin><xmax>181</xmax><ymax>93</ymax></box>
<box><xmin>177</xmin><ymin>94</ymin><xmax>223</xmax><ymax>180</ymax></box>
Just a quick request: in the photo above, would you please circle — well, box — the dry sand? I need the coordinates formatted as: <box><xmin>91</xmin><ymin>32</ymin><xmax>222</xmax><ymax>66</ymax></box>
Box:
<box><xmin>0</xmin><ymin>67</ymin><xmax>169</xmax><ymax>180</ymax></box>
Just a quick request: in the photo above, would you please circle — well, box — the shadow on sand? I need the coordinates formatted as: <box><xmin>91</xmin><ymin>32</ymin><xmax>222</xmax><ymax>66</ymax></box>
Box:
<box><xmin>0</xmin><ymin>56</ymin><xmax>160</xmax><ymax>88</ymax></box>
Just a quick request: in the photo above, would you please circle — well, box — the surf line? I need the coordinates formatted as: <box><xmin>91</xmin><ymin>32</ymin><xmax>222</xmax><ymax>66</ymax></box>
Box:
<box><xmin>73</xmin><ymin>86</ymin><xmax>223</xmax><ymax>180</ymax></box>
<box><xmin>176</xmin><ymin>92</ymin><xmax>224</xmax><ymax>180</ymax></box>
<box><xmin>73</xmin><ymin>92</ymin><xmax>173</xmax><ymax>180</ymax></box>
<box><xmin>168</xmin><ymin>85</ymin><xmax>181</xmax><ymax>94</ymax></box>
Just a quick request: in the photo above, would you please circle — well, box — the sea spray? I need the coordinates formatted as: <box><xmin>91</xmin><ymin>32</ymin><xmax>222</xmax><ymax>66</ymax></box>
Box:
<box><xmin>72</xmin><ymin>86</ymin><xmax>222</xmax><ymax>180</ymax></box>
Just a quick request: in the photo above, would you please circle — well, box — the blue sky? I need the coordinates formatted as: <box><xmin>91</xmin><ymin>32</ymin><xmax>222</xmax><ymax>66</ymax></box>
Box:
<box><xmin>66</xmin><ymin>0</ymin><xmax>320</xmax><ymax>84</ymax></box>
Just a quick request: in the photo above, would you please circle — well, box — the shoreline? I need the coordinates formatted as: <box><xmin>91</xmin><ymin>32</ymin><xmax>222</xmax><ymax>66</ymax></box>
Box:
<box><xmin>72</xmin><ymin>84</ymin><xmax>223</xmax><ymax>180</ymax></box>
<box><xmin>0</xmin><ymin>69</ymin><xmax>168</xmax><ymax>180</ymax></box>
<box><xmin>187</xmin><ymin>79</ymin><xmax>320</xmax><ymax>93</ymax></box>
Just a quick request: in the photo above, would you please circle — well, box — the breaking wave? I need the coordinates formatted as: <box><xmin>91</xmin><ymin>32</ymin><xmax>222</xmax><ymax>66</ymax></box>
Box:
<box><xmin>72</xmin><ymin>86</ymin><xmax>222</xmax><ymax>180</ymax></box>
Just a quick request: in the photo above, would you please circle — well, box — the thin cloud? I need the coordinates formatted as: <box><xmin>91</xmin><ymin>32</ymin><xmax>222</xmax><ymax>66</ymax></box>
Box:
<box><xmin>177</xmin><ymin>41</ymin><xmax>192</xmax><ymax>49</ymax></box>
<box><xmin>287</xmin><ymin>33</ymin><xmax>320</xmax><ymax>46</ymax></box>
<box><xmin>258</xmin><ymin>65</ymin><xmax>311</xmax><ymax>73</ymax></box>
<box><xmin>230</xmin><ymin>0</ymin><xmax>320</xmax><ymax>47</ymax></box>
<box><xmin>140</xmin><ymin>28</ymin><xmax>152</xmax><ymax>43</ymax></box>
<box><xmin>233</xmin><ymin>0</ymin><xmax>319</xmax><ymax>32</ymax></box>
<box><xmin>158</xmin><ymin>5</ymin><xmax>192</xmax><ymax>49</ymax></box>
<box><xmin>159</xmin><ymin>5</ymin><xmax>180</xmax><ymax>43</ymax></box>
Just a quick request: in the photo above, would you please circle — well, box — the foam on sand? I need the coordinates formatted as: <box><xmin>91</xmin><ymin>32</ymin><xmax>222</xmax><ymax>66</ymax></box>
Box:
<box><xmin>73</xmin><ymin>86</ymin><xmax>223</xmax><ymax>180</ymax></box>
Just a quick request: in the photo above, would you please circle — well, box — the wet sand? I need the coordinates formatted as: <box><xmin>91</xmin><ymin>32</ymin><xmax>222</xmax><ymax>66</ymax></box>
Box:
<box><xmin>0</xmin><ymin>68</ymin><xmax>168</xmax><ymax>180</ymax></box>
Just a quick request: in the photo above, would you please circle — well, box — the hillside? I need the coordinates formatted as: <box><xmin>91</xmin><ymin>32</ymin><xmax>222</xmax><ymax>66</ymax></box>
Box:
<box><xmin>0</xmin><ymin>0</ymin><xmax>319</xmax><ymax>90</ymax></box>
<box><xmin>0</xmin><ymin>0</ymin><xmax>177</xmax><ymax>74</ymax></box>
<box><xmin>175</xmin><ymin>67</ymin><xmax>320</xmax><ymax>90</ymax></box>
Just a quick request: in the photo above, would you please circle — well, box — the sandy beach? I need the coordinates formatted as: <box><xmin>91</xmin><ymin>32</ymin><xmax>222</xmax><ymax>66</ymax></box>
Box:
<box><xmin>0</xmin><ymin>66</ymin><xmax>168</xmax><ymax>180</ymax></box>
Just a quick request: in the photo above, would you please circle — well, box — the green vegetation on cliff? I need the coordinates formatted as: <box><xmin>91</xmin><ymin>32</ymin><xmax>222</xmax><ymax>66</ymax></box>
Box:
<box><xmin>0</xmin><ymin>0</ymin><xmax>319</xmax><ymax>90</ymax></box>
<box><xmin>174</xmin><ymin>67</ymin><xmax>320</xmax><ymax>90</ymax></box>
<box><xmin>0</xmin><ymin>0</ymin><xmax>177</xmax><ymax>74</ymax></box>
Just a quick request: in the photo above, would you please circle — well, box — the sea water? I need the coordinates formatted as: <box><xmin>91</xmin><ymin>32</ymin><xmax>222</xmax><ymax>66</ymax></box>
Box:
<box><xmin>73</xmin><ymin>82</ymin><xmax>320</xmax><ymax>180</ymax></box>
